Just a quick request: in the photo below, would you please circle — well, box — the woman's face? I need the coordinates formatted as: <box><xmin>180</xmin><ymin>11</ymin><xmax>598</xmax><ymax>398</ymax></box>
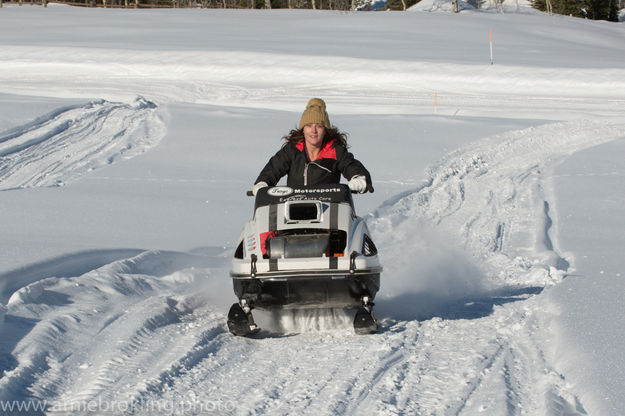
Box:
<box><xmin>303</xmin><ymin>123</ymin><xmax>325</xmax><ymax>148</ymax></box>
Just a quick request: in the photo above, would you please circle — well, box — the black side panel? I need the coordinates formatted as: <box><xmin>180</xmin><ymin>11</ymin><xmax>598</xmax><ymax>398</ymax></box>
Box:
<box><xmin>329</xmin><ymin>202</ymin><xmax>339</xmax><ymax>269</ymax></box>
<box><xmin>269</xmin><ymin>203</ymin><xmax>278</xmax><ymax>271</ymax></box>
<box><xmin>329</xmin><ymin>202</ymin><xmax>339</xmax><ymax>229</ymax></box>
<box><xmin>329</xmin><ymin>257</ymin><xmax>338</xmax><ymax>269</ymax></box>
<box><xmin>269</xmin><ymin>203</ymin><xmax>278</xmax><ymax>230</ymax></box>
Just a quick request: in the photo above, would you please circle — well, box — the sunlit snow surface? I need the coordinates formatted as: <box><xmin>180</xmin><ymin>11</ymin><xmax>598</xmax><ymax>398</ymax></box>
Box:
<box><xmin>1</xmin><ymin>4</ymin><xmax>624</xmax><ymax>415</ymax></box>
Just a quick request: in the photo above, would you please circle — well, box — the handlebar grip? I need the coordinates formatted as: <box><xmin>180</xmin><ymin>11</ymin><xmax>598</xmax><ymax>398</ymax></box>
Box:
<box><xmin>350</xmin><ymin>185</ymin><xmax>374</xmax><ymax>194</ymax></box>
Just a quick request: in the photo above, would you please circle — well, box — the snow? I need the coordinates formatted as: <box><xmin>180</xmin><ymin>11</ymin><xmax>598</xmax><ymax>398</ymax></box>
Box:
<box><xmin>546</xmin><ymin>139</ymin><xmax>625</xmax><ymax>414</ymax></box>
<box><xmin>1</xmin><ymin>3</ymin><xmax>625</xmax><ymax>415</ymax></box>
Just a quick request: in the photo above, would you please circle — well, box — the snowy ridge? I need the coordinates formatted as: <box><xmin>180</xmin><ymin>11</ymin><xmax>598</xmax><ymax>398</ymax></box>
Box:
<box><xmin>0</xmin><ymin>250</ymin><xmax>229</xmax><ymax>409</ymax></box>
<box><xmin>0</xmin><ymin>97</ymin><xmax>165</xmax><ymax>190</ymax></box>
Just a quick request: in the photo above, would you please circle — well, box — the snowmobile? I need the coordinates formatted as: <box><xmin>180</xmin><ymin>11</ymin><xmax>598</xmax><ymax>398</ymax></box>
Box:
<box><xmin>227</xmin><ymin>184</ymin><xmax>382</xmax><ymax>336</ymax></box>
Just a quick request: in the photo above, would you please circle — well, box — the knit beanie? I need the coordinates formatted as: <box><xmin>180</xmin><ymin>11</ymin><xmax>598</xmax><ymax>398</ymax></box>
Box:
<box><xmin>299</xmin><ymin>98</ymin><xmax>330</xmax><ymax>129</ymax></box>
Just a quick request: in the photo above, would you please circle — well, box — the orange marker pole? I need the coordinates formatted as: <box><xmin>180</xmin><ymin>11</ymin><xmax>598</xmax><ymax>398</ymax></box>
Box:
<box><xmin>489</xmin><ymin>29</ymin><xmax>494</xmax><ymax>65</ymax></box>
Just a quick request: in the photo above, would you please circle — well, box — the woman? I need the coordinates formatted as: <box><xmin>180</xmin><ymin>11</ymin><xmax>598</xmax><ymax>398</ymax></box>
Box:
<box><xmin>252</xmin><ymin>98</ymin><xmax>373</xmax><ymax>195</ymax></box>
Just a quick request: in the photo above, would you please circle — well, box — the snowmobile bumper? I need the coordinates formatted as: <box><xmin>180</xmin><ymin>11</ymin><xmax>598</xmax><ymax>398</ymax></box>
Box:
<box><xmin>230</xmin><ymin>269</ymin><xmax>381</xmax><ymax>310</ymax></box>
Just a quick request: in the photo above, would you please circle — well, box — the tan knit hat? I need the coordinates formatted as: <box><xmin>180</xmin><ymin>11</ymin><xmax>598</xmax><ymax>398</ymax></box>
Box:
<box><xmin>299</xmin><ymin>98</ymin><xmax>330</xmax><ymax>129</ymax></box>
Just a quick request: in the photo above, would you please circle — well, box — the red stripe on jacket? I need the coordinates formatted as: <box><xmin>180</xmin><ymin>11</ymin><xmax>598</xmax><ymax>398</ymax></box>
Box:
<box><xmin>295</xmin><ymin>140</ymin><xmax>337</xmax><ymax>160</ymax></box>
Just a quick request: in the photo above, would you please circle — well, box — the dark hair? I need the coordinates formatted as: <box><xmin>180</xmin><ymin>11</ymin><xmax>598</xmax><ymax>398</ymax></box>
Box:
<box><xmin>281</xmin><ymin>125</ymin><xmax>349</xmax><ymax>148</ymax></box>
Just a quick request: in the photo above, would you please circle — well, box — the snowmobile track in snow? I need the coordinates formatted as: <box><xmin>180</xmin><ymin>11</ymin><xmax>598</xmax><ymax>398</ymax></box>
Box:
<box><xmin>0</xmin><ymin>97</ymin><xmax>165</xmax><ymax>191</ymax></box>
<box><xmin>1</xmin><ymin>120</ymin><xmax>624</xmax><ymax>415</ymax></box>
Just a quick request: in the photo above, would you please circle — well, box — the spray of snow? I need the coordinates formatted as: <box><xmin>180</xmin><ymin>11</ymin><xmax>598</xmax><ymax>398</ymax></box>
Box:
<box><xmin>372</xmin><ymin>119</ymin><xmax>625</xmax><ymax>324</ymax></box>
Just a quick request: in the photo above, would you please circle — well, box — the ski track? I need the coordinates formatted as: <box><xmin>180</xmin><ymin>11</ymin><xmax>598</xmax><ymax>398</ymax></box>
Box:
<box><xmin>0</xmin><ymin>97</ymin><xmax>165</xmax><ymax>191</ymax></box>
<box><xmin>2</xmin><ymin>47</ymin><xmax>625</xmax><ymax>119</ymax></box>
<box><xmin>2</xmin><ymin>120</ymin><xmax>624</xmax><ymax>414</ymax></box>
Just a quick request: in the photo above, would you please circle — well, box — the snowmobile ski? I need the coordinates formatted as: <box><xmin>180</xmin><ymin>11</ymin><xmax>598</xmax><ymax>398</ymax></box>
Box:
<box><xmin>353</xmin><ymin>306</ymin><xmax>378</xmax><ymax>335</ymax></box>
<box><xmin>227</xmin><ymin>302</ymin><xmax>260</xmax><ymax>336</ymax></box>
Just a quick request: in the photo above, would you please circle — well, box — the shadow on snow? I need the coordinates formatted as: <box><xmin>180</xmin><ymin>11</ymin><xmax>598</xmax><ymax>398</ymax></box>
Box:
<box><xmin>377</xmin><ymin>285</ymin><xmax>544</xmax><ymax>324</ymax></box>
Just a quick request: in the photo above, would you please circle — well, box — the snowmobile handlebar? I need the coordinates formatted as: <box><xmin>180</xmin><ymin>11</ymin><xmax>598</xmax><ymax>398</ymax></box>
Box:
<box><xmin>246</xmin><ymin>186</ymin><xmax>373</xmax><ymax>196</ymax></box>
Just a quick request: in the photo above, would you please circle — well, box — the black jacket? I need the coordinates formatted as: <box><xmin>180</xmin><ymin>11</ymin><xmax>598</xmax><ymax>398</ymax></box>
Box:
<box><xmin>255</xmin><ymin>139</ymin><xmax>373</xmax><ymax>191</ymax></box>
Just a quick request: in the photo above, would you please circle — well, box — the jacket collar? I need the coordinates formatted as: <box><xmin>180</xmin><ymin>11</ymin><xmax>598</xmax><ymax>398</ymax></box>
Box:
<box><xmin>295</xmin><ymin>139</ymin><xmax>337</xmax><ymax>161</ymax></box>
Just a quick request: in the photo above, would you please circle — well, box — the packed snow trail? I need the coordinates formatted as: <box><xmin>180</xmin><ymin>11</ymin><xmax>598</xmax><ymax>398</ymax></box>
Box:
<box><xmin>373</xmin><ymin>119</ymin><xmax>625</xmax><ymax>296</ymax></box>
<box><xmin>2</xmin><ymin>46</ymin><xmax>625</xmax><ymax>121</ymax></box>
<box><xmin>1</xmin><ymin>120</ymin><xmax>624</xmax><ymax>415</ymax></box>
<box><xmin>0</xmin><ymin>97</ymin><xmax>165</xmax><ymax>190</ymax></box>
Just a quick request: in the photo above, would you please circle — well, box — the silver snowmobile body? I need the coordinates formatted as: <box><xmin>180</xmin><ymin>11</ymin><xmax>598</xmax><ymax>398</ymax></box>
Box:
<box><xmin>227</xmin><ymin>184</ymin><xmax>382</xmax><ymax>335</ymax></box>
